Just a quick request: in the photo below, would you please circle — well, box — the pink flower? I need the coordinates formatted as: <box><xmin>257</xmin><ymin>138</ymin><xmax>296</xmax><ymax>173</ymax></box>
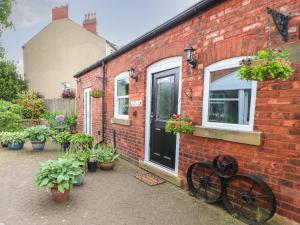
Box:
<box><xmin>175</xmin><ymin>114</ymin><xmax>181</xmax><ymax>118</ymax></box>
<box><xmin>55</xmin><ymin>115</ymin><xmax>65</xmax><ymax>122</ymax></box>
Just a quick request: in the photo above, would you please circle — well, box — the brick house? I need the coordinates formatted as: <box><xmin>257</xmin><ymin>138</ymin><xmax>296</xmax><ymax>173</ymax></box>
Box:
<box><xmin>74</xmin><ymin>0</ymin><xmax>300</xmax><ymax>223</ymax></box>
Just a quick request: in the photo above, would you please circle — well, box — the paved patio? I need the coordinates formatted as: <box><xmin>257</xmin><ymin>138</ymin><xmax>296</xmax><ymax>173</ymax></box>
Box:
<box><xmin>0</xmin><ymin>143</ymin><xmax>245</xmax><ymax>225</ymax></box>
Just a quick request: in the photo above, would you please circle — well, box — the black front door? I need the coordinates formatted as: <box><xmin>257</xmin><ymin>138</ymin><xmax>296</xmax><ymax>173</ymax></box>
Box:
<box><xmin>150</xmin><ymin>67</ymin><xmax>179</xmax><ymax>170</ymax></box>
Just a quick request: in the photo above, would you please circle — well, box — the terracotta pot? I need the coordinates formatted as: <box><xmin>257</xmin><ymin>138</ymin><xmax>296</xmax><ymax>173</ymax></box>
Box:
<box><xmin>51</xmin><ymin>187</ymin><xmax>70</xmax><ymax>202</ymax></box>
<box><xmin>98</xmin><ymin>161</ymin><xmax>114</xmax><ymax>170</ymax></box>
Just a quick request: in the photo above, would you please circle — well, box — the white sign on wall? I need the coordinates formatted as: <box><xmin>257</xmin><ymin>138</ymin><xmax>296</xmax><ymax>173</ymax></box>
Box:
<box><xmin>130</xmin><ymin>100</ymin><xmax>143</xmax><ymax>107</ymax></box>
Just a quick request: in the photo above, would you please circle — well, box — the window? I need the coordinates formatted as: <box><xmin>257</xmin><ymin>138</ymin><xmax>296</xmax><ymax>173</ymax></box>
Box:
<box><xmin>202</xmin><ymin>57</ymin><xmax>257</xmax><ymax>131</ymax></box>
<box><xmin>114</xmin><ymin>72</ymin><xmax>129</xmax><ymax>119</ymax></box>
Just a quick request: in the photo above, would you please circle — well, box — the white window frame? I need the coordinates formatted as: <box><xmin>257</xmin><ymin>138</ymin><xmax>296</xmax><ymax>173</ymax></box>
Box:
<box><xmin>202</xmin><ymin>57</ymin><xmax>257</xmax><ymax>132</ymax></box>
<box><xmin>84</xmin><ymin>87</ymin><xmax>92</xmax><ymax>135</ymax></box>
<box><xmin>114</xmin><ymin>71</ymin><xmax>129</xmax><ymax>119</ymax></box>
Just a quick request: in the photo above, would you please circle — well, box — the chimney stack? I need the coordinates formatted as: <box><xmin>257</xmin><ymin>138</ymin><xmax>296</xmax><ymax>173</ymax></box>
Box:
<box><xmin>83</xmin><ymin>12</ymin><xmax>97</xmax><ymax>34</ymax></box>
<box><xmin>52</xmin><ymin>5</ymin><xmax>69</xmax><ymax>21</ymax></box>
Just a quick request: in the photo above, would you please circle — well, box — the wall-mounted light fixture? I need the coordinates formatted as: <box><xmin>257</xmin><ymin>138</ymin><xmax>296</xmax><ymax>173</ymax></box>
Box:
<box><xmin>128</xmin><ymin>68</ymin><xmax>138</xmax><ymax>82</ymax></box>
<box><xmin>76</xmin><ymin>78</ymin><xmax>81</xmax><ymax>83</ymax></box>
<box><xmin>184</xmin><ymin>44</ymin><xmax>197</xmax><ymax>68</ymax></box>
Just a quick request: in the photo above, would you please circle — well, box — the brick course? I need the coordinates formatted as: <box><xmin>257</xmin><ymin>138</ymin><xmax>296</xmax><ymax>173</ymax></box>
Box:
<box><xmin>77</xmin><ymin>0</ymin><xmax>300</xmax><ymax>222</ymax></box>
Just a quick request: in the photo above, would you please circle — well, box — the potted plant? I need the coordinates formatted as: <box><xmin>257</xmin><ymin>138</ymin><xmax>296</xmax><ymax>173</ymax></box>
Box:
<box><xmin>6</xmin><ymin>132</ymin><xmax>25</xmax><ymax>150</ymax></box>
<box><xmin>64</xmin><ymin>150</ymin><xmax>89</xmax><ymax>186</ymax></box>
<box><xmin>36</xmin><ymin>158</ymin><xmax>84</xmax><ymax>202</ymax></box>
<box><xmin>53</xmin><ymin>131</ymin><xmax>72</xmax><ymax>151</ymax></box>
<box><xmin>90</xmin><ymin>89</ymin><xmax>104</xmax><ymax>98</ymax></box>
<box><xmin>0</xmin><ymin>132</ymin><xmax>9</xmax><ymax>147</ymax></box>
<box><xmin>97</xmin><ymin>144</ymin><xmax>119</xmax><ymax>170</ymax></box>
<box><xmin>87</xmin><ymin>149</ymin><xmax>98</xmax><ymax>172</ymax></box>
<box><xmin>165</xmin><ymin>114</ymin><xmax>194</xmax><ymax>134</ymax></box>
<box><xmin>24</xmin><ymin>125</ymin><xmax>52</xmax><ymax>151</ymax></box>
<box><xmin>238</xmin><ymin>49</ymin><xmax>294</xmax><ymax>81</ymax></box>
<box><xmin>70</xmin><ymin>133</ymin><xmax>94</xmax><ymax>151</ymax></box>
<box><xmin>65</xmin><ymin>113</ymin><xmax>77</xmax><ymax>134</ymax></box>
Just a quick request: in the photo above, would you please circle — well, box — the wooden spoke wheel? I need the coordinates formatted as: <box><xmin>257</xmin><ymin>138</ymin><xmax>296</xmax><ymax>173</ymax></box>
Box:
<box><xmin>187</xmin><ymin>162</ymin><xmax>223</xmax><ymax>203</ymax></box>
<box><xmin>223</xmin><ymin>174</ymin><xmax>277</xmax><ymax>225</ymax></box>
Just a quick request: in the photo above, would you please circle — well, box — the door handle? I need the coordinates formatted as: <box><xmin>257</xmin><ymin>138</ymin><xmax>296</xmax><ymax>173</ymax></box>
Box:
<box><xmin>150</xmin><ymin>112</ymin><xmax>154</xmax><ymax>122</ymax></box>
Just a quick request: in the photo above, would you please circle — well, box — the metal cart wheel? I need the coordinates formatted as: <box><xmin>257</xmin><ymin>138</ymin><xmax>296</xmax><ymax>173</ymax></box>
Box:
<box><xmin>223</xmin><ymin>174</ymin><xmax>277</xmax><ymax>225</ymax></box>
<box><xmin>187</xmin><ymin>162</ymin><xmax>223</xmax><ymax>203</ymax></box>
<box><xmin>212</xmin><ymin>155</ymin><xmax>238</xmax><ymax>179</ymax></box>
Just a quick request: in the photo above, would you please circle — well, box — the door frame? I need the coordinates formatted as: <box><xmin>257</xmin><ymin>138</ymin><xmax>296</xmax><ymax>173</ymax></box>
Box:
<box><xmin>84</xmin><ymin>87</ymin><xmax>92</xmax><ymax>134</ymax></box>
<box><xmin>144</xmin><ymin>56</ymin><xmax>182</xmax><ymax>176</ymax></box>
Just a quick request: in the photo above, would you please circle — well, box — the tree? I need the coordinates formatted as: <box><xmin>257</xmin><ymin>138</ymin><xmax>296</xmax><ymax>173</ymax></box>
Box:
<box><xmin>0</xmin><ymin>0</ymin><xmax>13</xmax><ymax>58</ymax></box>
<box><xmin>0</xmin><ymin>60</ymin><xmax>28</xmax><ymax>101</ymax></box>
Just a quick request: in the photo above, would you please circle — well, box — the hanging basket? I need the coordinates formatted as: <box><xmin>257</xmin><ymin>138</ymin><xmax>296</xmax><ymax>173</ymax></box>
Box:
<box><xmin>90</xmin><ymin>90</ymin><xmax>104</xmax><ymax>98</ymax></box>
<box><xmin>167</xmin><ymin>120</ymin><xmax>193</xmax><ymax>127</ymax></box>
<box><xmin>238</xmin><ymin>49</ymin><xmax>294</xmax><ymax>82</ymax></box>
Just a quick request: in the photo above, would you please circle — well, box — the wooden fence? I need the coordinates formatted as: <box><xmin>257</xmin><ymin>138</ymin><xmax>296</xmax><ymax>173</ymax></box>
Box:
<box><xmin>45</xmin><ymin>98</ymin><xmax>76</xmax><ymax>115</ymax></box>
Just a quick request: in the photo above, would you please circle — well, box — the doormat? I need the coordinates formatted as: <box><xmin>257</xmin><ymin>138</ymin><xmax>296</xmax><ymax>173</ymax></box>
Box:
<box><xmin>135</xmin><ymin>172</ymin><xmax>166</xmax><ymax>186</ymax></box>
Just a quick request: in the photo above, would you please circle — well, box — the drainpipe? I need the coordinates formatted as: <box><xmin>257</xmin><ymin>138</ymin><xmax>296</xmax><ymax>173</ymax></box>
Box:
<box><xmin>101</xmin><ymin>62</ymin><xmax>106</xmax><ymax>143</ymax></box>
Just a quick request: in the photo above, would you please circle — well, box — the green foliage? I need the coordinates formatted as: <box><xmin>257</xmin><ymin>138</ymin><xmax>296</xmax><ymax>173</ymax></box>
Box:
<box><xmin>70</xmin><ymin>133</ymin><xmax>94</xmax><ymax>151</ymax></box>
<box><xmin>36</xmin><ymin>158</ymin><xmax>84</xmax><ymax>193</ymax></box>
<box><xmin>0</xmin><ymin>110</ymin><xmax>22</xmax><ymax>132</ymax></box>
<box><xmin>0</xmin><ymin>131</ymin><xmax>10</xmax><ymax>144</ymax></box>
<box><xmin>15</xmin><ymin>91</ymin><xmax>46</xmax><ymax>119</ymax></box>
<box><xmin>24</xmin><ymin>125</ymin><xmax>52</xmax><ymax>142</ymax></box>
<box><xmin>238</xmin><ymin>49</ymin><xmax>294</xmax><ymax>81</ymax></box>
<box><xmin>64</xmin><ymin>149</ymin><xmax>90</xmax><ymax>165</ymax></box>
<box><xmin>90</xmin><ymin>89</ymin><xmax>104</xmax><ymax>98</ymax></box>
<box><xmin>4</xmin><ymin>131</ymin><xmax>25</xmax><ymax>144</ymax></box>
<box><xmin>96</xmin><ymin>144</ymin><xmax>119</xmax><ymax>163</ymax></box>
<box><xmin>165</xmin><ymin>114</ymin><xmax>194</xmax><ymax>135</ymax></box>
<box><xmin>45</xmin><ymin>112</ymin><xmax>77</xmax><ymax>130</ymax></box>
<box><xmin>0</xmin><ymin>0</ymin><xmax>13</xmax><ymax>59</ymax></box>
<box><xmin>52</xmin><ymin>131</ymin><xmax>71</xmax><ymax>145</ymax></box>
<box><xmin>0</xmin><ymin>99</ymin><xmax>23</xmax><ymax>116</ymax></box>
<box><xmin>0</xmin><ymin>60</ymin><xmax>28</xmax><ymax>101</ymax></box>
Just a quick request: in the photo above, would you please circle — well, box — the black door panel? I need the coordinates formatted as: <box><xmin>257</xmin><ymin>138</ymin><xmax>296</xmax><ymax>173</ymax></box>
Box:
<box><xmin>150</xmin><ymin>68</ymin><xmax>179</xmax><ymax>170</ymax></box>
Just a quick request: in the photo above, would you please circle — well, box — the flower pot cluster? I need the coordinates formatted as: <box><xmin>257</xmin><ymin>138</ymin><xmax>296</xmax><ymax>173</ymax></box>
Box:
<box><xmin>165</xmin><ymin>114</ymin><xmax>194</xmax><ymax>135</ymax></box>
<box><xmin>238</xmin><ymin>49</ymin><xmax>294</xmax><ymax>82</ymax></box>
<box><xmin>36</xmin><ymin>144</ymin><xmax>119</xmax><ymax>202</ymax></box>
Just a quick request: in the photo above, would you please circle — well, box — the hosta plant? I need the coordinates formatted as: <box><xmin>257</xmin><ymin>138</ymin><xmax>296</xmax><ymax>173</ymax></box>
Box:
<box><xmin>24</xmin><ymin>125</ymin><xmax>52</xmax><ymax>142</ymax></box>
<box><xmin>36</xmin><ymin>158</ymin><xmax>84</xmax><ymax>193</ymax></box>
<box><xmin>238</xmin><ymin>49</ymin><xmax>294</xmax><ymax>81</ymax></box>
<box><xmin>5</xmin><ymin>132</ymin><xmax>25</xmax><ymax>144</ymax></box>
<box><xmin>97</xmin><ymin>144</ymin><xmax>119</xmax><ymax>163</ymax></box>
<box><xmin>165</xmin><ymin>114</ymin><xmax>194</xmax><ymax>135</ymax></box>
<box><xmin>0</xmin><ymin>132</ymin><xmax>10</xmax><ymax>145</ymax></box>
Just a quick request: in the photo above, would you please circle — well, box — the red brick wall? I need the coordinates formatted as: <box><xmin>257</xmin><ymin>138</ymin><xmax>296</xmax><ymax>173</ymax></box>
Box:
<box><xmin>77</xmin><ymin>0</ymin><xmax>300</xmax><ymax>222</ymax></box>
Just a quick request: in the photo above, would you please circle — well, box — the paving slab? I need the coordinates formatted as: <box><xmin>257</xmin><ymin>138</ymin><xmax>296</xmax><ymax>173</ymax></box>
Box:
<box><xmin>0</xmin><ymin>143</ymin><xmax>244</xmax><ymax>225</ymax></box>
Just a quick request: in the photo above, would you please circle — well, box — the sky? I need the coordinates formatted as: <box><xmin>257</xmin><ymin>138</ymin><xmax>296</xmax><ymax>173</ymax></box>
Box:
<box><xmin>2</xmin><ymin>0</ymin><xmax>199</xmax><ymax>74</ymax></box>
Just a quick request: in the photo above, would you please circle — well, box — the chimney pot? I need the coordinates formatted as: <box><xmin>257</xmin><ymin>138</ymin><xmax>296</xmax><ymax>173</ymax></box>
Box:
<box><xmin>83</xmin><ymin>12</ymin><xmax>97</xmax><ymax>34</ymax></box>
<box><xmin>52</xmin><ymin>5</ymin><xmax>68</xmax><ymax>21</ymax></box>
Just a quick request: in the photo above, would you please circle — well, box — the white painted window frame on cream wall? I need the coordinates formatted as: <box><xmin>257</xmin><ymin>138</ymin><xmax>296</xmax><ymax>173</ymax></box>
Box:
<box><xmin>144</xmin><ymin>56</ymin><xmax>182</xmax><ymax>176</ymax></box>
<box><xmin>83</xmin><ymin>87</ymin><xmax>92</xmax><ymax>135</ymax></box>
<box><xmin>202</xmin><ymin>57</ymin><xmax>257</xmax><ymax>132</ymax></box>
<box><xmin>114</xmin><ymin>71</ymin><xmax>130</xmax><ymax>120</ymax></box>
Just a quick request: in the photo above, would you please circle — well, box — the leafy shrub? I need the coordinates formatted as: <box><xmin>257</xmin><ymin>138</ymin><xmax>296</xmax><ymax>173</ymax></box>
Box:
<box><xmin>0</xmin><ymin>100</ymin><xmax>23</xmax><ymax>117</ymax></box>
<box><xmin>0</xmin><ymin>131</ymin><xmax>11</xmax><ymax>144</ymax></box>
<box><xmin>64</xmin><ymin>149</ymin><xmax>90</xmax><ymax>164</ymax></box>
<box><xmin>70</xmin><ymin>133</ymin><xmax>94</xmax><ymax>151</ymax></box>
<box><xmin>36</xmin><ymin>158</ymin><xmax>84</xmax><ymax>193</ymax></box>
<box><xmin>238</xmin><ymin>49</ymin><xmax>294</xmax><ymax>81</ymax></box>
<box><xmin>96</xmin><ymin>144</ymin><xmax>119</xmax><ymax>163</ymax></box>
<box><xmin>16</xmin><ymin>91</ymin><xmax>46</xmax><ymax>119</ymax></box>
<box><xmin>24</xmin><ymin>125</ymin><xmax>52</xmax><ymax>142</ymax></box>
<box><xmin>0</xmin><ymin>111</ymin><xmax>22</xmax><ymax>132</ymax></box>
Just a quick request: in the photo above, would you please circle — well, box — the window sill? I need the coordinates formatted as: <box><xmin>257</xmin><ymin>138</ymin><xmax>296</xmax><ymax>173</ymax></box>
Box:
<box><xmin>111</xmin><ymin>118</ymin><xmax>131</xmax><ymax>126</ymax></box>
<box><xmin>193</xmin><ymin>126</ymin><xmax>262</xmax><ymax>146</ymax></box>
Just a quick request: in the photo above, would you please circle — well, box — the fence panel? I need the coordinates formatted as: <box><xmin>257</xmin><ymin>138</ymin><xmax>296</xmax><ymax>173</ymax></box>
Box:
<box><xmin>45</xmin><ymin>98</ymin><xmax>76</xmax><ymax>115</ymax></box>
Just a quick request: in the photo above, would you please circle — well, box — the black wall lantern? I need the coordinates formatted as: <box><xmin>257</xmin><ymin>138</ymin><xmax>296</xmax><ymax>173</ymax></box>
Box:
<box><xmin>76</xmin><ymin>78</ymin><xmax>81</xmax><ymax>83</ymax></box>
<box><xmin>184</xmin><ymin>44</ymin><xmax>197</xmax><ymax>68</ymax></box>
<box><xmin>128</xmin><ymin>68</ymin><xmax>138</xmax><ymax>82</ymax></box>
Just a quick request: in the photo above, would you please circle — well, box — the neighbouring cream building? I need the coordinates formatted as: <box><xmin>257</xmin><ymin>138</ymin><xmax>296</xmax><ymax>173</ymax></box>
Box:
<box><xmin>23</xmin><ymin>5</ymin><xmax>116</xmax><ymax>99</ymax></box>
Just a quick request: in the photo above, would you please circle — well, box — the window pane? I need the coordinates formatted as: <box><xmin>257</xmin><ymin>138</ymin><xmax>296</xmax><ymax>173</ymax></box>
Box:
<box><xmin>208</xmin><ymin>100</ymin><xmax>238</xmax><ymax>123</ymax></box>
<box><xmin>118</xmin><ymin>98</ymin><xmax>129</xmax><ymax>115</ymax></box>
<box><xmin>208</xmin><ymin>68</ymin><xmax>252</xmax><ymax>125</ymax></box>
<box><xmin>156</xmin><ymin>76</ymin><xmax>174</xmax><ymax>120</ymax></box>
<box><xmin>117</xmin><ymin>78</ymin><xmax>129</xmax><ymax>96</ymax></box>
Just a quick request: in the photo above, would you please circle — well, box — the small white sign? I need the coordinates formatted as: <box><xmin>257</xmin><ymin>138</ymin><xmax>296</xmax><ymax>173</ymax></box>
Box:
<box><xmin>130</xmin><ymin>100</ymin><xmax>142</xmax><ymax>107</ymax></box>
